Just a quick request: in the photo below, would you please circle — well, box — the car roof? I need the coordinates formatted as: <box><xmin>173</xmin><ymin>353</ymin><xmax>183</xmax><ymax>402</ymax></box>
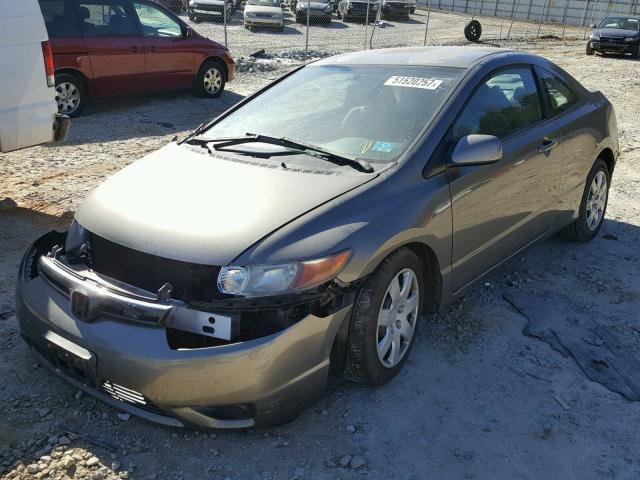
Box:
<box><xmin>315</xmin><ymin>46</ymin><xmax>521</xmax><ymax>69</ymax></box>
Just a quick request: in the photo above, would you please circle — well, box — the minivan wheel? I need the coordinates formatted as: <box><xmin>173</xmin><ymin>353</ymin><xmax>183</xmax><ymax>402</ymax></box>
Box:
<box><xmin>55</xmin><ymin>73</ymin><xmax>86</xmax><ymax>117</ymax></box>
<box><xmin>345</xmin><ymin>248</ymin><xmax>424</xmax><ymax>385</ymax></box>
<box><xmin>196</xmin><ymin>60</ymin><xmax>226</xmax><ymax>98</ymax></box>
<box><xmin>560</xmin><ymin>159</ymin><xmax>610</xmax><ymax>242</ymax></box>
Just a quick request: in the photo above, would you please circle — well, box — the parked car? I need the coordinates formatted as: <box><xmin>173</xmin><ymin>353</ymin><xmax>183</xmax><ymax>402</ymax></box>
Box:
<box><xmin>244</xmin><ymin>0</ymin><xmax>284</xmax><ymax>30</ymax></box>
<box><xmin>17</xmin><ymin>47</ymin><xmax>618</xmax><ymax>429</ymax></box>
<box><xmin>155</xmin><ymin>0</ymin><xmax>188</xmax><ymax>12</ymax></box>
<box><xmin>295</xmin><ymin>0</ymin><xmax>333</xmax><ymax>23</ymax></box>
<box><xmin>187</xmin><ymin>0</ymin><xmax>241</xmax><ymax>22</ymax></box>
<box><xmin>0</xmin><ymin>0</ymin><xmax>69</xmax><ymax>152</ymax></box>
<box><xmin>587</xmin><ymin>16</ymin><xmax>640</xmax><ymax>58</ymax></box>
<box><xmin>38</xmin><ymin>0</ymin><xmax>235</xmax><ymax>117</ymax></box>
<box><xmin>380</xmin><ymin>0</ymin><xmax>412</xmax><ymax>20</ymax></box>
<box><xmin>338</xmin><ymin>0</ymin><xmax>378</xmax><ymax>22</ymax></box>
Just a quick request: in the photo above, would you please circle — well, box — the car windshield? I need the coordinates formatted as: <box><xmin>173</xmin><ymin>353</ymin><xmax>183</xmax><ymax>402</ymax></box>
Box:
<box><xmin>202</xmin><ymin>64</ymin><xmax>463</xmax><ymax>163</ymax></box>
<box><xmin>247</xmin><ymin>0</ymin><xmax>280</xmax><ymax>5</ymax></box>
<box><xmin>598</xmin><ymin>16</ymin><xmax>640</xmax><ymax>31</ymax></box>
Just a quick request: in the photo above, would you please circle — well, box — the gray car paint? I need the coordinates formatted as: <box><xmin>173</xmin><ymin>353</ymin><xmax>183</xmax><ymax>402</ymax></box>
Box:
<box><xmin>16</xmin><ymin>47</ymin><xmax>618</xmax><ymax>428</ymax></box>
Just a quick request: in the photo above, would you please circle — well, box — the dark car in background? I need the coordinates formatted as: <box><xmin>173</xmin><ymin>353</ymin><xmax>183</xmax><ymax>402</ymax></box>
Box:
<box><xmin>338</xmin><ymin>0</ymin><xmax>377</xmax><ymax>22</ymax></box>
<box><xmin>38</xmin><ymin>0</ymin><xmax>235</xmax><ymax>116</ymax></box>
<box><xmin>587</xmin><ymin>16</ymin><xmax>640</xmax><ymax>58</ymax></box>
<box><xmin>16</xmin><ymin>47</ymin><xmax>617</xmax><ymax>429</ymax></box>
<box><xmin>380</xmin><ymin>0</ymin><xmax>412</xmax><ymax>20</ymax></box>
<box><xmin>187</xmin><ymin>0</ymin><xmax>243</xmax><ymax>22</ymax></box>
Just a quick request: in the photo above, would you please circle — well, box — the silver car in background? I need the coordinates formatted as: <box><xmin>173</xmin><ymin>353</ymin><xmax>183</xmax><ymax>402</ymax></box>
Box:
<box><xmin>16</xmin><ymin>47</ymin><xmax>617</xmax><ymax>429</ymax></box>
<box><xmin>244</xmin><ymin>0</ymin><xmax>285</xmax><ymax>30</ymax></box>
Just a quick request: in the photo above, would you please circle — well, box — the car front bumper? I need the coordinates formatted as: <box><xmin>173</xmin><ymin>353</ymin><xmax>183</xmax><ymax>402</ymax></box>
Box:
<box><xmin>16</xmin><ymin>241</ymin><xmax>353</xmax><ymax>429</ymax></box>
<box><xmin>244</xmin><ymin>16</ymin><xmax>284</xmax><ymax>26</ymax></box>
<box><xmin>590</xmin><ymin>40</ymin><xmax>637</xmax><ymax>54</ymax></box>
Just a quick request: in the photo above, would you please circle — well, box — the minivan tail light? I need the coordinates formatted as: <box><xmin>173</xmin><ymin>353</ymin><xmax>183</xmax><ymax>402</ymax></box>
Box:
<box><xmin>41</xmin><ymin>41</ymin><xmax>55</xmax><ymax>88</ymax></box>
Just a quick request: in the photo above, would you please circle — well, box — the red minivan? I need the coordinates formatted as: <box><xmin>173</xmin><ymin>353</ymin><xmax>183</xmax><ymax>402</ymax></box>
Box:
<box><xmin>38</xmin><ymin>0</ymin><xmax>235</xmax><ymax>116</ymax></box>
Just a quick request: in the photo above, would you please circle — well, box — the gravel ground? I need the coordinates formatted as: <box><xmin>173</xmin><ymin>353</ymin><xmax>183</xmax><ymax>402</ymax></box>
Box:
<box><xmin>1</xmin><ymin>29</ymin><xmax>640</xmax><ymax>480</ymax></box>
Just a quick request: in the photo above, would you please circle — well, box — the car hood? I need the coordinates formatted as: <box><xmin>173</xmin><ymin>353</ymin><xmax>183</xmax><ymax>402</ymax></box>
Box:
<box><xmin>595</xmin><ymin>28</ymin><xmax>640</xmax><ymax>37</ymax></box>
<box><xmin>245</xmin><ymin>5</ymin><xmax>282</xmax><ymax>13</ymax></box>
<box><xmin>75</xmin><ymin>143</ymin><xmax>373</xmax><ymax>266</ymax></box>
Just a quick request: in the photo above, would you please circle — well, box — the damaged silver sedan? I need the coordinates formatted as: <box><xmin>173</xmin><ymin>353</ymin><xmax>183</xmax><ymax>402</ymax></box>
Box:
<box><xmin>16</xmin><ymin>47</ymin><xmax>617</xmax><ymax>428</ymax></box>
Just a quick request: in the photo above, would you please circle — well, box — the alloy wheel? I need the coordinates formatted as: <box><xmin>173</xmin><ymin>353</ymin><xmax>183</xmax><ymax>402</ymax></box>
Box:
<box><xmin>376</xmin><ymin>268</ymin><xmax>420</xmax><ymax>368</ymax></box>
<box><xmin>55</xmin><ymin>82</ymin><xmax>81</xmax><ymax>115</ymax></box>
<box><xmin>203</xmin><ymin>68</ymin><xmax>223</xmax><ymax>95</ymax></box>
<box><xmin>586</xmin><ymin>170</ymin><xmax>608</xmax><ymax>231</ymax></box>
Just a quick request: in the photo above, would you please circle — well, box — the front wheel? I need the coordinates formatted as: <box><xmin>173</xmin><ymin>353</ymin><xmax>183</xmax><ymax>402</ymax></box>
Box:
<box><xmin>560</xmin><ymin>159</ymin><xmax>610</xmax><ymax>242</ymax></box>
<box><xmin>586</xmin><ymin>43</ymin><xmax>594</xmax><ymax>55</ymax></box>
<box><xmin>632</xmin><ymin>43</ymin><xmax>640</xmax><ymax>59</ymax></box>
<box><xmin>345</xmin><ymin>248</ymin><xmax>424</xmax><ymax>385</ymax></box>
<box><xmin>196</xmin><ymin>60</ymin><xmax>226</xmax><ymax>98</ymax></box>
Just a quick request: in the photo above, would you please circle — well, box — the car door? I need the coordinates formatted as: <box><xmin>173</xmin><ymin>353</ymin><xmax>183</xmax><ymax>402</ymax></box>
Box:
<box><xmin>446</xmin><ymin>66</ymin><xmax>563</xmax><ymax>292</ymax></box>
<box><xmin>132</xmin><ymin>1</ymin><xmax>196</xmax><ymax>91</ymax></box>
<box><xmin>74</xmin><ymin>0</ymin><xmax>145</xmax><ymax>97</ymax></box>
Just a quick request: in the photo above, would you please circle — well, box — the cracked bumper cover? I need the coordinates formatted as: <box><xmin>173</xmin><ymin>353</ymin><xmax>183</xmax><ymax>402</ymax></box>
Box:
<box><xmin>16</xmin><ymin>241</ymin><xmax>353</xmax><ymax>429</ymax></box>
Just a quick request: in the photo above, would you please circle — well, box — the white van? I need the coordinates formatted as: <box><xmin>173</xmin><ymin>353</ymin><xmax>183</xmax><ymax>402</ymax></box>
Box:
<box><xmin>0</xmin><ymin>0</ymin><xmax>69</xmax><ymax>153</ymax></box>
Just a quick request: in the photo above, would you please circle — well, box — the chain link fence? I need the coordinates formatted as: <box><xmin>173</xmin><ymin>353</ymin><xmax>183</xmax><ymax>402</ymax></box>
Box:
<box><xmin>155</xmin><ymin>0</ymin><xmax>639</xmax><ymax>57</ymax></box>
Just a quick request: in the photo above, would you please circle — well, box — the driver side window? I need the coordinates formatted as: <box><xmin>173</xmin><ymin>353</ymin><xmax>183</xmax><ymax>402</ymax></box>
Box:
<box><xmin>453</xmin><ymin>67</ymin><xmax>542</xmax><ymax>142</ymax></box>
<box><xmin>133</xmin><ymin>2</ymin><xmax>182</xmax><ymax>37</ymax></box>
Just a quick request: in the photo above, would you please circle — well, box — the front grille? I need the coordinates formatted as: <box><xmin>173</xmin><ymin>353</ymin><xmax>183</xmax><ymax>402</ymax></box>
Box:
<box><xmin>101</xmin><ymin>381</ymin><xmax>168</xmax><ymax>417</ymax></box>
<box><xmin>600</xmin><ymin>37</ymin><xmax>625</xmax><ymax>44</ymax></box>
<box><xmin>88</xmin><ymin>233</ymin><xmax>222</xmax><ymax>302</ymax></box>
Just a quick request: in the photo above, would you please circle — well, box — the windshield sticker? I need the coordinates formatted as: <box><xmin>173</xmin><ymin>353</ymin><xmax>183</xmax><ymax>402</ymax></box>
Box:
<box><xmin>372</xmin><ymin>141</ymin><xmax>396</xmax><ymax>153</ymax></box>
<box><xmin>384</xmin><ymin>76</ymin><xmax>443</xmax><ymax>90</ymax></box>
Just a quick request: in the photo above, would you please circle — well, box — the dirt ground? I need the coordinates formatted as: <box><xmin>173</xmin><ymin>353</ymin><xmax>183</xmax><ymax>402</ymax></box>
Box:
<box><xmin>1</xmin><ymin>35</ymin><xmax>640</xmax><ymax>480</ymax></box>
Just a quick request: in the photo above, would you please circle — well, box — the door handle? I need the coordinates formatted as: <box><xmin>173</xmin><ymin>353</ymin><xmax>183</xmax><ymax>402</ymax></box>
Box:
<box><xmin>148</xmin><ymin>46</ymin><xmax>157</xmax><ymax>53</ymax></box>
<box><xmin>131</xmin><ymin>46</ymin><xmax>140</xmax><ymax>53</ymax></box>
<box><xmin>538</xmin><ymin>138</ymin><xmax>558</xmax><ymax>154</ymax></box>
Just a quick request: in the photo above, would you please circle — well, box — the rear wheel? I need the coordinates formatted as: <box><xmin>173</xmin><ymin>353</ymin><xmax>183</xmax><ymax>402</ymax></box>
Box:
<box><xmin>560</xmin><ymin>159</ymin><xmax>610</xmax><ymax>242</ymax></box>
<box><xmin>55</xmin><ymin>73</ymin><xmax>86</xmax><ymax>118</ymax></box>
<box><xmin>196</xmin><ymin>60</ymin><xmax>226</xmax><ymax>98</ymax></box>
<box><xmin>345</xmin><ymin>248</ymin><xmax>424</xmax><ymax>385</ymax></box>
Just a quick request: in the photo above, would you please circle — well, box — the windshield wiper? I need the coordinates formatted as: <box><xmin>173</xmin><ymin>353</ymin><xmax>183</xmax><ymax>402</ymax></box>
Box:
<box><xmin>186</xmin><ymin>133</ymin><xmax>374</xmax><ymax>173</ymax></box>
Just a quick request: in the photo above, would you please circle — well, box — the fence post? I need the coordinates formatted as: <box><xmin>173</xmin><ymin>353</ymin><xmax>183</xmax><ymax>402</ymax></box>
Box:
<box><xmin>305</xmin><ymin>0</ymin><xmax>310</xmax><ymax>52</ymax></box>
<box><xmin>561</xmin><ymin>0</ymin><xmax>569</xmax><ymax>37</ymax></box>
<box><xmin>223</xmin><ymin>0</ymin><xmax>228</xmax><ymax>47</ymax></box>
<box><xmin>580</xmin><ymin>0</ymin><xmax>589</xmax><ymax>26</ymax></box>
<box><xmin>471</xmin><ymin>0</ymin><xmax>478</xmax><ymax>18</ymax></box>
<box><xmin>526</xmin><ymin>0</ymin><xmax>532</xmax><ymax>20</ymax></box>
<box><xmin>423</xmin><ymin>0</ymin><xmax>432</xmax><ymax>45</ymax></box>
<box><xmin>506</xmin><ymin>0</ymin><xmax>521</xmax><ymax>40</ymax></box>
<box><xmin>536</xmin><ymin>0</ymin><xmax>547</xmax><ymax>36</ymax></box>
<box><xmin>494</xmin><ymin>0</ymin><xmax>499</xmax><ymax>17</ymax></box>
<box><xmin>364</xmin><ymin>1</ymin><xmax>370</xmax><ymax>50</ymax></box>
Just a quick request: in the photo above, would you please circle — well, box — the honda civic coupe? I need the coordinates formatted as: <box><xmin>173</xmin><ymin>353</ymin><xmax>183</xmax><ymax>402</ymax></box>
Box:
<box><xmin>16</xmin><ymin>47</ymin><xmax>617</xmax><ymax>429</ymax></box>
<box><xmin>586</xmin><ymin>15</ymin><xmax>640</xmax><ymax>58</ymax></box>
<box><xmin>38</xmin><ymin>0</ymin><xmax>235</xmax><ymax>117</ymax></box>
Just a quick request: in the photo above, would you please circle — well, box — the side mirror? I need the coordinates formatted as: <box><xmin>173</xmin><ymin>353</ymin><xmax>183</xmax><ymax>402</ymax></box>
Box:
<box><xmin>590</xmin><ymin>23</ymin><xmax>597</xmax><ymax>28</ymax></box>
<box><xmin>182</xmin><ymin>26</ymin><xmax>192</xmax><ymax>38</ymax></box>
<box><xmin>451</xmin><ymin>134</ymin><xmax>502</xmax><ymax>166</ymax></box>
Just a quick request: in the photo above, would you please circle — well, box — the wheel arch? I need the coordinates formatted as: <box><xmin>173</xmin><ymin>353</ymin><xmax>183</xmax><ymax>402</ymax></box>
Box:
<box><xmin>598</xmin><ymin>147</ymin><xmax>616</xmax><ymax>176</ymax></box>
<box><xmin>200</xmin><ymin>56</ymin><xmax>228</xmax><ymax>80</ymax></box>
<box><xmin>55</xmin><ymin>68</ymin><xmax>90</xmax><ymax>96</ymax></box>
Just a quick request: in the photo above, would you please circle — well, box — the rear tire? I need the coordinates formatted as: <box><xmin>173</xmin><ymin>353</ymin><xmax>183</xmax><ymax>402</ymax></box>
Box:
<box><xmin>344</xmin><ymin>248</ymin><xmax>424</xmax><ymax>385</ymax></box>
<box><xmin>196</xmin><ymin>60</ymin><xmax>226</xmax><ymax>98</ymax></box>
<box><xmin>54</xmin><ymin>73</ymin><xmax>87</xmax><ymax>118</ymax></box>
<box><xmin>560</xmin><ymin>159</ymin><xmax>610</xmax><ymax>242</ymax></box>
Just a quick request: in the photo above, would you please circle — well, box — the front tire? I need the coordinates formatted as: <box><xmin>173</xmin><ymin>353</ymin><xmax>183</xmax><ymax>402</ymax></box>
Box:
<box><xmin>560</xmin><ymin>159</ymin><xmax>610</xmax><ymax>242</ymax></box>
<box><xmin>345</xmin><ymin>248</ymin><xmax>424</xmax><ymax>385</ymax></box>
<box><xmin>632</xmin><ymin>43</ymin><xmax>640</xmax><ymax>59</ymax></box>
<box><xmin>55</xmin><ymin>73</ymin><xmax>86</xmax><ymax>118</ymax></box>
<box><xmin>196</xmin><ymin>60</ymin><xmax>226</xmax><ymax>98</ymax></box>
<box><xmin>586</xmin><ymin>43</ymin><xmax>594</xmax><ymax>55</ymax></box>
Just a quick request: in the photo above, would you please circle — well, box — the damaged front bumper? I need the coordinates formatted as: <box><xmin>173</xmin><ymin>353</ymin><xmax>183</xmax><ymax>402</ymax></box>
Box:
<box><xmin>16</xmin><ymin>232</ymin><xmax>355</xmax><ymax>429</ymax></box>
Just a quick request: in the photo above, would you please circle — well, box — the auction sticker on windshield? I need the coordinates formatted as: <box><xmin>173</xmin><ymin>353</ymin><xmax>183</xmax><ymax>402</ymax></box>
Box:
<box><xmin>384</xmin><ymin>76</ymin><xmax>443</xmax><ymax>90</ymax></box>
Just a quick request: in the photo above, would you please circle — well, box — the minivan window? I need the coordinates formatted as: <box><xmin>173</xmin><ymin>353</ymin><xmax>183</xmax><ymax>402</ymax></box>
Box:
<box><xmin>453</xmin><ymin>67</ymin><xmax>542</xmax><ymax>141</ymax></box>
<box><xmin>39</xmin><ymin>0</ymin><xmax>82</xmax><ymax>37</ymax></box>
<box><xmin>202</xmin><ymin>65</ymin><xmax>464</xmax><ymax>163</ymax></box>
<box><xmin>536</xmin><ymin>67</ymin><xmax>579</xmax><ymax>115</ymax></box>
<box><xmin>133</xmin><ymin>3</ymin><xmax>182</xmax><ymax>37</ymax></box>
<box><xmin>75</xmin><ymin>0</ymin><xmax>138</xmax><ymax>37</ymax></box>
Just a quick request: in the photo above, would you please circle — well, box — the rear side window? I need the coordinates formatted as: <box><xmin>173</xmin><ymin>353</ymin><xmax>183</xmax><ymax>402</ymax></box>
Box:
<box><xmin>39</xmin><ymin>0</ymin><xmax>81</xmax><ymax>37</ymax></box>
<box><xmin>453</xmin><ymin>67</ymin><xmax>543</xmax><ymax>141</ymax></box>
<box><xmin>536</xmin><ymin>67</ymin><xmax>579</xmax><ymax>115</ymax></box>
<box><xmin>74</xmin><ymin>0</ymin><xmax>138</xmax><ymax>37</ymax></box>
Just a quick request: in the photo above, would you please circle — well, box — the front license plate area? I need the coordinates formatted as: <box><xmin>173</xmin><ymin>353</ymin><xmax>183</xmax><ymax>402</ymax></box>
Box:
<box><xmin>41</xmin><ymin>330</ymin><xmax>97</xmax><ymax>384</ymax></box>
<box><xmin>168</xmin><ymin>308</ymin><xmax>239</xmax><ymax>341</ymax></box>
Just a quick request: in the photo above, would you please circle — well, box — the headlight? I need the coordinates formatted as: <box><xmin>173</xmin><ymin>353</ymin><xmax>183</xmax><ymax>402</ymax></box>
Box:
<box><xmin>245</xmin><ymin>11</ymin><xmax>256</xmax><ymax>16</ymax></box>
<box><xmin>324</xmin><ymin>4</ymin><xmax>332</xmax><ymax>11</ymax></box>
<box><xmin>590</xmin><ymin>33</ymin><xmax>600</xmax><ymax>40</ymax></box>
<box><xmin>217</xmin><ymin>250</ymin><xmax>351</xmax><ymax>297</ymax></box>
<box><xmin>625</xmin><ymin>37</ymin><xmax>637</xmax><ymax>42</ymax></box>
<box><xmin>65</xmin><ymin>220</ymin><xmax>89</xmax><ymax>256</ymax></box>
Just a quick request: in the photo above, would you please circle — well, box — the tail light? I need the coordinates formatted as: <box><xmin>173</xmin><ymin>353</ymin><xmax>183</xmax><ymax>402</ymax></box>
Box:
<box><xmin>41</xmin><ymin>41</ymin><xmax>55</xmax><ymax>88</ymax></box>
